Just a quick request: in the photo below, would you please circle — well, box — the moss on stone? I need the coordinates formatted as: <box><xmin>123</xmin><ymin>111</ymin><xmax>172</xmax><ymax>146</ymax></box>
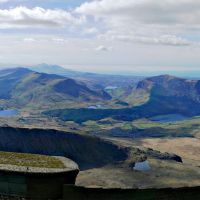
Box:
<box><xmin>0</xmin><ymin>151</ymin><xmax>65</xmax><ymax>169</ymax></box>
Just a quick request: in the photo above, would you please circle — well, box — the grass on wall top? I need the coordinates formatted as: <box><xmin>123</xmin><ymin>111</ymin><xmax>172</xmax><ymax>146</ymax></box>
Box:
<box><xmin>0</xmin><ymin>151</ymin><xmax>65</xmax><ymax>169</ymax></box>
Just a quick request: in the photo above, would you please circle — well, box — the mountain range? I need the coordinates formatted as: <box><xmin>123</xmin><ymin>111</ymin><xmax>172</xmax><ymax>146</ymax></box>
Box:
<box><xmin>27</xmin><ymin>63</ymin><xmax>142</xmax><ymax>89</ymax></box>
<box><xmin>0</xmin><ymin>65</ymin><xmax>200</xmax><ymax>122</ymax></box>
<box><xmin>0</xmin><ymin>67</ymin><xmax>111</xmax><ymax>109</ymax></box>
<box><xmin>28</xmin><ymin>63</ymin><xmax>88</xmax><ymax>77</ymax></box>
<box><xmin>44</xmin><ymin>74</ymin><xmax>200</xmax><ymax>122</ymax></box>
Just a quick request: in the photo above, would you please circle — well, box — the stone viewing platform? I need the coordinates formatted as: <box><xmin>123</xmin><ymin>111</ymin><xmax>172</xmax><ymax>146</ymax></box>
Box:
<box><xmin>0</xmin><ymin>156</ymin><xmax>79</xmax><ymax>174</ymax></box>
<box><xmin>0</xmin><ymin>151</ymin><xmax>197</xmax><ymax>200</ymax></box>
<box><xmin>0</xmin><ymin>152</ymin><xmax>79</xmax><ymax>199</ymax></box>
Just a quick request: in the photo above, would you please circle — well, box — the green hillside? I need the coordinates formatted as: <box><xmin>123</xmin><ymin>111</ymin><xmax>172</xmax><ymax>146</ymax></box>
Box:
<box><xmin>44</xmin><ymin>75</ymin><xmax>200</xmax><ymax>122</ymax></box>
<box><xmin>0</xmin><ymin>68</ymin><xmax>111</xmax><ymax>109</ymax></box>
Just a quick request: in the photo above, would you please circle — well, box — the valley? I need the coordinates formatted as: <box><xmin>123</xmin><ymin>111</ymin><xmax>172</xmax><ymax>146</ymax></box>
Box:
<box><xmin>0</xmin><ymin>65</ymin><xmax>199</xmax><ymax>190</ymax></box>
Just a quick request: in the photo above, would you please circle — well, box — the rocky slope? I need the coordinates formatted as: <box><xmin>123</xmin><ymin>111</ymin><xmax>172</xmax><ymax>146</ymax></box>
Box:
<box><xmin>135</xmin><ymin>75</ymin><xmax>200</xmax><ymax>116</ymax></box>
<box><xmin>45</xmin><ymin>75</ymin><xmax>200</xmax><ymax>122</ymax></box>
<box><xmin>0</xmin><ymin>127</ymin><xmax>127</xmax><ymax>170</ymax></box>
<box><xmin>137</xmin><ymin>75</ymin><xmax>199</xmax><ymax>100</ymax></box>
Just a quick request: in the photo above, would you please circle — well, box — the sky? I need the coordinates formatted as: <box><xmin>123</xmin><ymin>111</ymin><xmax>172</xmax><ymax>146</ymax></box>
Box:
<box><xmin>0</xmin><ymin>0</ymin><xmax>200</xmax><ymax>75</ymax></box>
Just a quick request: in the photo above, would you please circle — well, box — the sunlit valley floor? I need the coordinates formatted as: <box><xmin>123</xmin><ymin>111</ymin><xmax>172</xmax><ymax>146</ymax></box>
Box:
<box><xmin>0</xmin><ymin>114</ymin><xmax>200</xmax><ymax>189</ymax></box>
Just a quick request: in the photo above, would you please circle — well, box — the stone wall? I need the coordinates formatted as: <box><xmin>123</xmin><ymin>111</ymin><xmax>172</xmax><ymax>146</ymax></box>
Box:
<box><xmin>0</xmin><ymin>171</ymin><xmax>78</xmax><ymax>199</ymax></box>
<box><xmin>63</xmin><ymin>185</ymin><xmax>200</xmax><ymax>200</ymax></box>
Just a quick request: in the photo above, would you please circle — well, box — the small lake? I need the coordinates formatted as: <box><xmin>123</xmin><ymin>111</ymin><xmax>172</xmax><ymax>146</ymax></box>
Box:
<box><xmin>133</xmin><ymin>161</ymin><xmax>151</xmax><ymax>172</ymax></box>
<box><xmin>87</xmin><ymin>105</ymin><xmax>104</xmax><ymax>109</ymax></box>
<box><xmin>105</xmin><ymin>86</ymin><xmax>118</xmax><ymax>90</ymax></box>
<box><xmin>0</xmin><ymin>110</ymin><xmax>18</xmax><ymax>117</ymax></box>
<box><xmin>150</xmin><ymin>114</ymin><xmax>189</xmax><ymax>123</ymax></box>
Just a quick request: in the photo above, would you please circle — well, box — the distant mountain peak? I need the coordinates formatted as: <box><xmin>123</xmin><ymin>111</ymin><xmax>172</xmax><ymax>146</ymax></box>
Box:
<box><xmin>34</xmin><ymin>63</ymin><xmax>65</xmax><ymax>69</ymax></box>
<box><xmin>137</xmin><ymin>74</ymin><xmax>184</xmax><ymax>89</ymax></box>
<box><xmin>147</xmin><ymin>74</ymin><xmax>179</xmax><ymax>81</ymax></box>
<box><xmin>136</xmin><ymin>73</ymin><xmax>200</xmax><ymax>100</ymax></box>
<box><xmin>27</xmin><ymin>63</ymin><xmax>84</xmax><ymax>77</ymax></box>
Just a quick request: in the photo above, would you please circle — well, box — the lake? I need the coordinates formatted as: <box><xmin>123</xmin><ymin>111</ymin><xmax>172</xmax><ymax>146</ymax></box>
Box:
<box><xmin>133</xmin><ymin>161</ymin><xmax>151</xmax><ymax>172</ymax></box>
<box><xmin>87</xmin><ymin>105</ymin><xmax>104</xmax><ymax>109</ymax></box>
<box><xmin>105</xmin><ymin>86</ymin><xmax>118</xmax><ymax>90</ymax></box>
<box><xmin>150</xmin><ymin>114</ymin><xmax>189</xmax><ymax>123</ymax></box>
<box><xmin>0</xmin><ymin>110</ymin><xmax>18</xmax><ymax>117</ymax></box>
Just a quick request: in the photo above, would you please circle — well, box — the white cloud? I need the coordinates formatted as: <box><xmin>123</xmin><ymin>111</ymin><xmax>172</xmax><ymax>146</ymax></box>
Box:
<box><xmin>0</xmin><ymin>6</ymin><xmax>85</xmax><ymax>28</ymax></box>
<box><xmin>0</xmin><ymin>34</ymin><xmax>199</xmax><ymax>73</ymax></box>
<box><xmin>76</xmin><ymin>0</ymin><xmax>200</xmax><ymax>46</ymax></box>
<box><xmin>23</xmin><ymin>38</ymin><xmax>36</xmax><ymax>43</ymax></box>
<box><xmin>99</xmin><ymin>33</ymin><xmax>192</xmax><ymax>46</ymax></box>
<box><xmin>0</xmin><ymin>0</ymin><xmax>199</xmax><ymax>72</ymax></box>
<box><xmin>52</xmin><ymin>38</ymin><xmax>68</xmax><ymax>43</ymax></box>
<box><xmin>0</xmin><ymin>0</ymin><xmax>9</xmax><ymax>3</ymax></box>
<box><xmin>76</xmin><ymin>0</ymin><xmax>200</xmax><ymax>26</ymax></box>
<box><xmin>0</xmin><ymin>1</ymin><xmax>197</xmax><ymax>47</ymax></box>
<box><xmin>83</xmin><ymin>27</ymin><xmax>99</xmax><ymax>35</ymax></box>
<box><xmin>95</xmin><ymin>45</ymin><xmax>112</xmax><ymax>51</ymax></box>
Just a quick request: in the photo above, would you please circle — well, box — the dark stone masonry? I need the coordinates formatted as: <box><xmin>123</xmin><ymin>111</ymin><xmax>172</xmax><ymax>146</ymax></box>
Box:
<box><xmin>0</xmin><ymin>156</ymin><xmax>79</xmax><ymax>199</ymax></box>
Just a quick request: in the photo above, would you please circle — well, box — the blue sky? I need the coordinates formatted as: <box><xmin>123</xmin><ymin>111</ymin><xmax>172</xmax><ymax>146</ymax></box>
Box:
<box><xmin>0</xmin><ymin>0</ymin><xmax>199</xmax><ymax>75</ymax></box>
<box><xmin>0</xmin><ymin>0</ymin><xmax>86</xmax><ymax>9</ymax></box>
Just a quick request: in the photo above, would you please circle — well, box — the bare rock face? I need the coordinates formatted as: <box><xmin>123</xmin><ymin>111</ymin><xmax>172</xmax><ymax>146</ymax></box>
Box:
<box><xmin>137</xmin><ymin>75</ymin><xmax>199</xmax><ymax>100</ymax></box>
<box><xmin>146</xmin><ymin>148</ymin><xmax>182</xmax><ymax>163</ymax></box>
<box><xmin>134</xmin><ymin>75</ymin><xmax>200</xmax><ymax>117</ymax></box>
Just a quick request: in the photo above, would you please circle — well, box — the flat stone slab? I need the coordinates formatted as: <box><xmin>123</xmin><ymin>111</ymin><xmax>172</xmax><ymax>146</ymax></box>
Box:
<box><xmin>0</xmin><ymin>156</ymin><xmax>79</xmax><ymax>174</ymax></box>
